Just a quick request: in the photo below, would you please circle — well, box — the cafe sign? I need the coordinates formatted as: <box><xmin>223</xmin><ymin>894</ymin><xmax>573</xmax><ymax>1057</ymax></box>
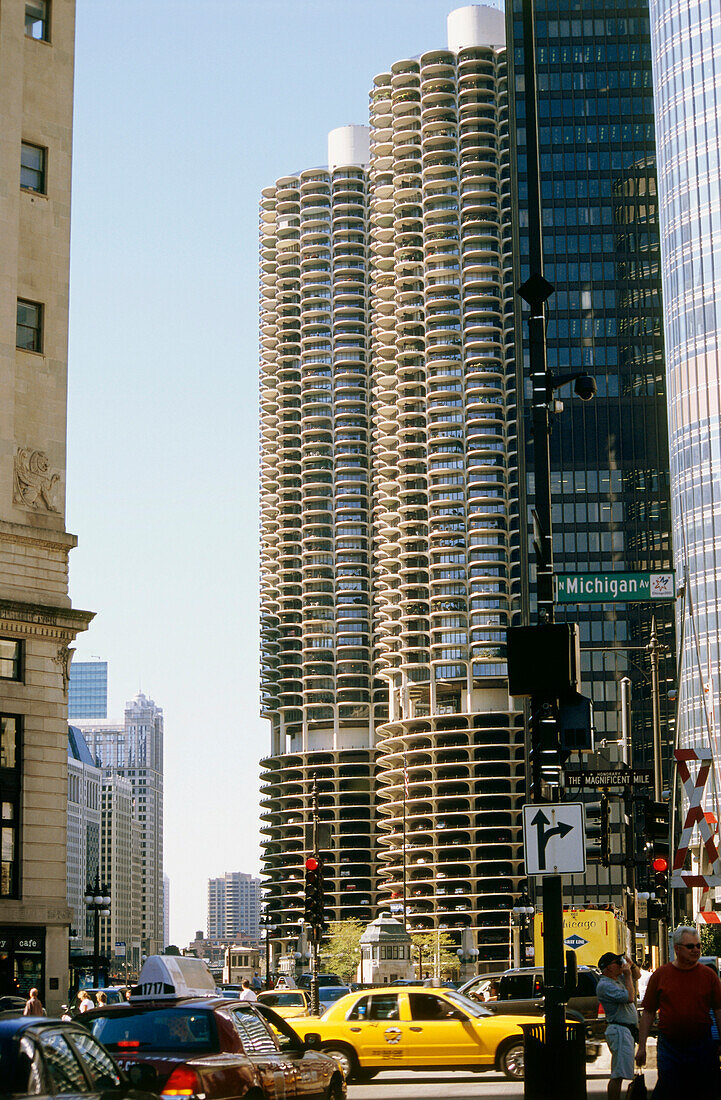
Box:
<box><xmin>556</xmin><ymin>571</ymin><xmax>675</xmax><ymax>604</ymax></box>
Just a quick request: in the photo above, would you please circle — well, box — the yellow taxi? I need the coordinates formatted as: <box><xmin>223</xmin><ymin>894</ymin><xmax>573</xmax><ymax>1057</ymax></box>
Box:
<box><xmin>294</xmin><ymin>984</ymin><xmax>538</xmax><ymax>1082</ymax></box>
<box><xmin>257</xmin><ymin>989</ymin><xmax>312</xmax><ymax>1019</ymax></box>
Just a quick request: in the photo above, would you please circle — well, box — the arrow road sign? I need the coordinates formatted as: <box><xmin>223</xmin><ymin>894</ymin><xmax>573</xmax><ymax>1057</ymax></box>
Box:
<box><xmin>523</xmin><ymin>802</ymin><xmax>587</xmax><ymax>876</ymax></box>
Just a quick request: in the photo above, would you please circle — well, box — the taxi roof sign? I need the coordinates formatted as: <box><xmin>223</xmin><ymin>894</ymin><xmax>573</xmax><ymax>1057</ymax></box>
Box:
<box><xmin>132</xmin><ymin>954</ymin><xmax>217</xmax><ymax>1000</ymax></box>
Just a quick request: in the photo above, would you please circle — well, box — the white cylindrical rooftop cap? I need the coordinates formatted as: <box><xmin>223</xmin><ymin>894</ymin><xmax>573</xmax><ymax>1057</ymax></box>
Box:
<box><xmin>328</xmin><ymin>125</ymin><xmax>370</xmax><ymax>171</ymax></box>
<box><xmin>447</xmin><ymin>4</ymin><xmax>506</xmax><ymax>51</ymax></box>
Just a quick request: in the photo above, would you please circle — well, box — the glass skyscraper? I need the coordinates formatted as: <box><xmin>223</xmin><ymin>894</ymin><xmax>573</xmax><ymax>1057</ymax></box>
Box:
<box><xmin>507</xmin><ymin>1</ymin><xmax>676</xmax><ymax>799</ymax></box>
<box><xmin>68</xmin><ymin>660</ymin><xmax>108</xmax><ymax>719</ymax></box>
<box><xmin>648</xmin><ymin>0</ymin><xmax>721</xmax><ymax>755</ymax></box>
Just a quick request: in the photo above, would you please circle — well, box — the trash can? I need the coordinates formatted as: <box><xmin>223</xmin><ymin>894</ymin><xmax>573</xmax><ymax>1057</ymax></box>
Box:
<box><xmin>522</xmin><ymin>1021</ymin><xmax>587</xmax><ymax>1100</ymax></box>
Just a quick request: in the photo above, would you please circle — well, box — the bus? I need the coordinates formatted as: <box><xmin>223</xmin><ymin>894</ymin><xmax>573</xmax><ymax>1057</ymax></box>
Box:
<box><xmin>222</xmin><ymin>945</ymin><xmax>261</xmax><ymax>986</ymax></box>
<box><xmin>534</xmin><ymin>907</ymin><xmax>627</xmax><ymax>967</ymax></box>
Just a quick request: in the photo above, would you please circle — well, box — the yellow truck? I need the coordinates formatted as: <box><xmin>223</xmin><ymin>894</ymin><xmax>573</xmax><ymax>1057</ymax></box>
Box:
<box><xmin>533</xmin><ymin>907</ymin><xmax>627</xmax><ymax>967</ymax></box>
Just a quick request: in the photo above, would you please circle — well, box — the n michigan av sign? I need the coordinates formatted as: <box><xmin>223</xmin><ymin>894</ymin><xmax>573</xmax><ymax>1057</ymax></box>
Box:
<box><xmin>557</xmin><ymin>571</ymin><xmax>675</xmax><ymax>604</ymax></box>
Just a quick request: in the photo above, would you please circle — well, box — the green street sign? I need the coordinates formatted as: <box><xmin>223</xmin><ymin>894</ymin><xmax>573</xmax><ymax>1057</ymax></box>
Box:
<box><xmin>556</xmin><ymin>571</ymin><xmax>675</xmax><ymax>604</ymax></box>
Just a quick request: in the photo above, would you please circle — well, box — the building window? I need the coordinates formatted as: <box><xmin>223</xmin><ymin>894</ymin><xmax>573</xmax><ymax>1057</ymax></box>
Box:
<box><xmin>0</xmin><ymin>640</ymin><xmax>22</xmax><ymax>682</ymax></box>
<box><xmin>16</xmin><ymin>300</ymin><xmax>43</xmax><ymax>352</ymax></box>
<box><xmin>25</xmin><ymin>1</ymin><xmax>49</xmax><ymax>40</ymax></box>
<box><xmin>20</xmin><ymin>142</ymin><xmax>46</xmax><ymax>193</ymax></box>
<box><xmin>0</xmin><ymin>715</ymin><xmax>21</xmax><ymax>899</ymax></box>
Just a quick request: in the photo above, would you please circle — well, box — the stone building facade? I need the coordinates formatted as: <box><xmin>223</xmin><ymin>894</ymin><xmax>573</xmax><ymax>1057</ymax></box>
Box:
<box><xmin>0</xmin><ymin>0</ymin><xmax>93</xmax><ymax>1013</ymax></box>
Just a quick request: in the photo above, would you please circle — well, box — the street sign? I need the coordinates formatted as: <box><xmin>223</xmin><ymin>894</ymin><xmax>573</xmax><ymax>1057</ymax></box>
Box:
<box><xmin>557</xmin><ymin>571</ymin><xmax>675</xmax><ymax>603</ymax></box>
<box><xmin>114</xmin><ymin>941</ymin><xmax>126</xmax><ymax>957</ymax></box>
<box><xmin>565</xmin><ymin>768</ymin><xmax>653</xmax><ymax>790</ymax></box>
<box><xmin>522</xmin><ymin>802</ymin><xmax>586</xmax><ymax>876</ymax></box>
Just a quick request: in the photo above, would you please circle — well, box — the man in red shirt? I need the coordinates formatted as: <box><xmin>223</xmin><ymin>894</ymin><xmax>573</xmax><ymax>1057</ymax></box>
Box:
<box><xmin>636</xmin><ymin>926</ymin><xmax>721</xmax><ymax>1097</ymax></box>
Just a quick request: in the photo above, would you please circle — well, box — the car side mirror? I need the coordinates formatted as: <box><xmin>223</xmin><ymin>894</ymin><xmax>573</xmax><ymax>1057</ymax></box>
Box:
<box><xmin>127</xmin><ymin>1063</ymin><xmax>158</xmax><ymax>1090</ymax></box>
<box><xmin>304</xmin><ymin>1032</ymin><xmax>322</xmax><ymax>1051</ymax></box>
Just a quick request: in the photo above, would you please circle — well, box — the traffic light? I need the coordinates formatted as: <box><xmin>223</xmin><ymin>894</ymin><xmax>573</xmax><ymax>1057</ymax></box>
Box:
<box><xmin>586</xmin><ymin>796</ymin><xmax>611</xmax><ymax>865</ymax></box>
<box><xmin>644</xmin><ymin>800</ymin><xmax>670</xmax><ymax>849</ymax></box>
<box><xmin>652</xmin><ymin>853</ymin><xmax>669</xmax><ymax>903</ymax></box>
<box><xmin>304</xmin><ymin>854</ymin><xmax>325</xmax><ymax>929</ymax></box>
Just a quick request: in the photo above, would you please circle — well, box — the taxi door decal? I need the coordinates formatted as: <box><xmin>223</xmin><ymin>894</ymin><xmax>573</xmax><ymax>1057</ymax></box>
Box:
<box><xmin>384</xmin><ymin>1026</ymin><xmax>402</xmax><ymax>1044</ymax></box>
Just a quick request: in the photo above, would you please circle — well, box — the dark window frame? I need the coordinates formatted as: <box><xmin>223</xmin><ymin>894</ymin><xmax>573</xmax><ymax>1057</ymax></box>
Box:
<box><xmin>16</xmin><ymin>300</ymin><xmax>43</xmax><ymax>353</ymax></box>
<box><xmin>20</xmin><ymin>142</ymin><xmax>47</xmax><ymax>194</ymax></box>
<box><xmin>25</xmin><ymin>1</ymin><xmax>50</xmax><ymax>42</ymax></box>
<box><xmin>0</xmin><ymin>713</ymin><xmax>22</xmax><ymax>900</ymax></box>
<box><xmin>0</xmin><ymin>639</ymin><xmax>23</xmax><ymax>683</ymax></box>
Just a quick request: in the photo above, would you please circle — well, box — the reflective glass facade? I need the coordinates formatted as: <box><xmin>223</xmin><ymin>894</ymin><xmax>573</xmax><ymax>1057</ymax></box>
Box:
<box><xmin>68</xmin><ymin>660</ymin><xmax>108</xmax><ymax>719</ymax></box>
<box><xmin>507</xmin><ymin>2</ymin><xmax>676</xmax><ymax>784</ymax></box>
<box><xmin>649</xmin><ymin>0</ymin><xmax>721</xmax><ymax>750</ymax></box>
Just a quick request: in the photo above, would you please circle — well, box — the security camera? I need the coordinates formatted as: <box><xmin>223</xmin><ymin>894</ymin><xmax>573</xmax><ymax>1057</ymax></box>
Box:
<box><xmin>574</xmin><ymin>374</ymin><xmax>597</xmax><ymax>401</ymax></box>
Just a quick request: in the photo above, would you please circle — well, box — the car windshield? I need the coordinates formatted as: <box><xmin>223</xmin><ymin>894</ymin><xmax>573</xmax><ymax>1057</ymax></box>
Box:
<box><xmin>319</xmin><ymin>988</ymin><xmax>348</xmax><ymax>1004</ymax></box>
<box><xmin>441</xmin><ymin>990</ymin><xmax>492</xmax><ymax>1018</ymax></box>
<box><xmin>259</xmin><ymin>993</ymin><xmax>304</xmax><ymax>1007</ymax></box>
<box><xmin>89</xmin><ymin>1008</ymin><xmax>218</xmax><ymax>1053</ymax></box>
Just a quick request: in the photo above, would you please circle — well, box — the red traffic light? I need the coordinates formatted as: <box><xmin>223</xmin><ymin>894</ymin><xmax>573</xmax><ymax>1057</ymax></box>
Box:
<box><xmin>652</xmin><ymin>856</ymin><xmax>669</xmax><ymax>873</ymax></box>
<box><xmin>305</xmin><ymin>856</ymin><xmax>319</xmax><ymax>871</ymax></box>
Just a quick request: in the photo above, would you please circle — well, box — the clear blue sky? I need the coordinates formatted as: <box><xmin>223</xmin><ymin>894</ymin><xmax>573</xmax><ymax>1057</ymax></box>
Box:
<box><xmin>67</xmin><ymin>0</ymin><xmax>504</xmax><ymax>947</ymax></box>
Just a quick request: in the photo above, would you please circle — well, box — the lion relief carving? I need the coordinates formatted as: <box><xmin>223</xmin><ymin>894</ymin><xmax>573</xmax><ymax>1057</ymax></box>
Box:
<box><xmin>13</xmin><ymin>448</ymin><xmax>61</xmax><ymax>512</ymax></box>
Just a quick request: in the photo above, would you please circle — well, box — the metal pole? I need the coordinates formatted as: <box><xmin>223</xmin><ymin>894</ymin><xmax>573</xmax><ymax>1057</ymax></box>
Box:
<box><xmin>620</xmin><ymin>677</ymin><xmax>632</xmax><ymax>768</ymax></box>
<box><xmin>402</xmin><ymin>751</ymin><xmax>408</xmax><ymax>929</ymax></box>
<box><xmin>647</xmin><ymin>618</ymin><xmax>668</xmax><ymax>963</ymax></box>
<box><xmin>93</xmin><ymin>907</ymin><xmax>100</xmax><ymax>988</ymax></box>
<box><xmin>519</xmin><ymin>0</ymin><xmax>568</xmax><ymax>1064</ymax></box>
<box><xmin>620</xmin><ymin>677</ymin><xmax>638</xmax><ymax>960</ymax></box>
<box><xmin>649</xmin><ymin>618</ymin><xmax>663</xmax><ymax>801</ymax></box>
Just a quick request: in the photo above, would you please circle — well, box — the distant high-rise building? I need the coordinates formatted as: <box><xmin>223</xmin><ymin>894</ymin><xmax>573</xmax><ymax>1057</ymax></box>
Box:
<box><xmin>78</xmin><ymin>693</ymin><xmax>164</xmax><ymax>956</ymax></box>
<box><xmin>648</xmin><ymin>0</ymin><xmax>721</xmax><ymax>755</ymax></box>
<box><xmin>67</xmin><ymin>727</ymin><xmax>101</xmax><ymax>956</ymax></box>
<box><xmin>207</xmin><ymin>872</ymin><xmax>261</xmax><ymax>944</ymax></box>
<box><xmin>0</xmin><ymin>0</ymin><xmax>93</xmax><ymax>1013</ymax></box>
<box><xmin>69</xmin><ymin>660</ymin><xmax>108</xmax><ymax>719</ymax></box>
<box><xmin>506</xmin><ymin>3</ymin><xmax>676</xmax><ymax>782</ymax></box>
<box><xmin>100</xmin><ymin>773</ymin><xmax>142</xmax><ymax>975</ymax></box>
<box><xmin>163</xmin><ymin>874</ymin><xmax>170</xmax><ymax>949</ymax></box>
<box><xmin>260</xmin><ymin>8</ymin><xmax>527</xmax><ymax>965</ymax></box>
<box><xmin>259</xmin><ymin>125</ymin><xmax>381</xmax><ymax>950</ymax></box>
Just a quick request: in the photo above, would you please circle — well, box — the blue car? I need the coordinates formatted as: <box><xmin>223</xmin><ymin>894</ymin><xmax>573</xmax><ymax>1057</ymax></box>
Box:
<box><xmin>0</xmin><ymin>1016</ymin><xmax>156</xmax><ymax>1099</ymax></box>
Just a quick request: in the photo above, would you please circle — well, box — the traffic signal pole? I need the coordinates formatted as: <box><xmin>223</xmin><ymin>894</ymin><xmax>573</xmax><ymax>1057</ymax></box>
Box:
<box><xmin>308</xmin><ymin>777</ymin><xmax>321</xmax><ymax>1016</ymax></box>
<box><xmin>519</xmin><ymin>0</ymin><xmax>569</xmax><ymax>1068</ymax></box>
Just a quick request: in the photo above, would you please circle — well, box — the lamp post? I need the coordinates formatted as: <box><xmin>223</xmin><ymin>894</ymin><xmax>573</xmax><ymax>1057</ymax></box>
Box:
<box><xmin>512</xmin><ymin>893</ymin><xmax>535</xmax><ymax>967</ymax></box>
<box><xmin>262</xmin><ymin>921</ymin><xmax>276</xmax><ymax>988</ymax></box>
<box><xmin>456</xmin><ymin>945</ymin><xmax>479</xmax><ymax>977</ymax></box>
<box><xmin>84</xmin><ymin>869</ymin><xmax>111</xmax><ymax>988</ymax></box>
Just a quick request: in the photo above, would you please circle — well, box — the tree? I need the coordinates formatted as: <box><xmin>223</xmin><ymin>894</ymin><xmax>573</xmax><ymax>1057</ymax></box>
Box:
<box><xmin>163</xmin><ymin>945</ymin><xmax>181</xmax><ymax>955</ymax></box>
<box><xmin>700</xmin><ymin>924</ymin><xmax>721</xmax><ymax>958</ymax></box>
<box><xmin>319</xmin><ymin>919</ymin><xmax>365</xmax><ymax>982</ymax></box>
<box><xmin>409</xmin><ymin>930</ymin><xmax>459</xmax><ymax>980</ymax></box>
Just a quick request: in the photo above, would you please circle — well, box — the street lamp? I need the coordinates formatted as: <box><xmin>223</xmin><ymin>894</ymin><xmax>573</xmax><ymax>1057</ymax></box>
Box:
<box><xmin>512</xmin><ymin>893</ymin><xmax>535</xmax><ymax>966</ymax></box>
<box><xmin>84</xmin><ymin>869</ymin><xmax>111</xmax><ymax>988</ymax></box>
<box><xmin>261</xmin><ymin>920</ymin><xmax>276</xmax><ymax>987</ymax></box>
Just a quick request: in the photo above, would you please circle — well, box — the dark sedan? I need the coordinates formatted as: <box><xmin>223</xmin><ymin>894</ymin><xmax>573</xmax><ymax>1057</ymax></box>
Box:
<box><xmin>85</xmin><ymin>995</ymin><xmax>345</xmax><ymax>1100</ymax></box>
<box><xmin>0</xmin><ymin>1016</ymin><xmax>157</xmax><ymax>1099</ymax></box>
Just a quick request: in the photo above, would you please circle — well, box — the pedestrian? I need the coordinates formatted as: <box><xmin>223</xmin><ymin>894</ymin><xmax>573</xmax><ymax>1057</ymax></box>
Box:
<box><xmin>596</xmin><ymin>952</ymin><xmax>640</xmax><ymax>1100</ymax></box>
<box><xmin>23</xmin><ymin>988</ymin><xmax>45</xmax><ymax>1017</ymax></box>
<box><xmin>251</xmin><ymin>971</ymin><xmax>262</xmax><ymax>993</ymax></box>
<box><xmin>96</xmin><ymin>991</ymin><xmax>108</xmax><ymax>1006</ymax></box>
<box><xmin>636</xmin><ymin>956</ymin><xmax>652</xmax><ymax>1002</ymax></box>
<box><xmin>636</xmin><ymin>925</ymin><xmax>721</xmax><ymax>1098</ymax></box>
<box><xmin>78</xmin><ymin>990</ymin><xmax>95</xmax><ymax>1013</ymax></box>
<box><xmin>237</xmin><ymin>979</ymin><xmax>257</xmax><ymax>1002</ymax></box>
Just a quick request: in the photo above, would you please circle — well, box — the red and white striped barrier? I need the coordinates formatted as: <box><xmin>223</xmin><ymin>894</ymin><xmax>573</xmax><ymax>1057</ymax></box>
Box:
<box><xmin>671</xmin><ymin>747</ymin><xmax>721</xmax><ymax>890</ymax></box>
